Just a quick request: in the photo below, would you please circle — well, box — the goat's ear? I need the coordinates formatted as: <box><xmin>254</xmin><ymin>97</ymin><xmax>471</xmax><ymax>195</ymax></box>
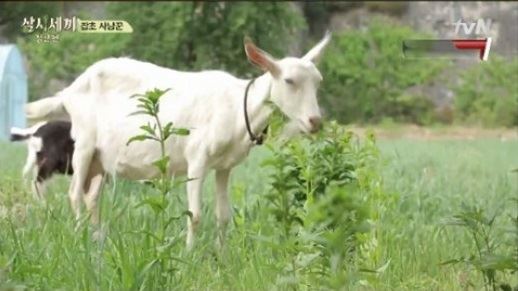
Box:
<box><xmin>244</xmin><ymin>37</ymin><xmax>280</xmax><ymax>77</ymax></box>
<box><xmin>302</xmin><ymin>30</ymin><xmax>331</xmax><ymax>64</ymax></box>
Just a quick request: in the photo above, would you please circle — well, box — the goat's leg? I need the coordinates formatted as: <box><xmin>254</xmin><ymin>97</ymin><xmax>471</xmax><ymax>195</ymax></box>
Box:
<box><xmin>215</xmin><ymin>168</ymin><xmax>232</xmax><ymax>248</ymax></box>
<box><xmin>69</xmin><ymin>141</ymin><xmax>95</xmax><ymax>222</ymax></box>
<box><xmin>22</xmin><ymin>145</ymin><xmax>37</xmax><ymax>180</ymax></box>
<box><xmin>83</xmin><ymin>152</ymin><xmax>105</xmax><ymax>227</ymax></box>
<box><xmin>186</xmin><ymin>160</ymin><xmax>207</xmax><ymax>249</ymax></box>
<box><xmin>33</xmin><ymin>163</ymin><xmax>54</xmax><ymax>200</ymax></box>
<box><xmin>32</xmin><ymin>178</ymin><xmax>48</xmax><ymax>201</ymax></box>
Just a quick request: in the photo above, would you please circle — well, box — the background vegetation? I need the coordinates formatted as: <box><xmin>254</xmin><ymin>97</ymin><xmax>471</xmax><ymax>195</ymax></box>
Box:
<box><xmin>452</xmin><ymin>56</ymin><xmax>518</xmax><ymax>127</ymax></box>
<box><xmin>2</xmin><ymin>2</ymin><xmax>516</xmax><ymax>127</ymax></box>
<box><xmin>319</xmin><ymin>20</ymin><xmax>446</xmax><ymax>125</ymax></box>
<box><xmin>16</xmin><ymin>2</ymin><xmax>305</xmax><ymax>101</ymax></box>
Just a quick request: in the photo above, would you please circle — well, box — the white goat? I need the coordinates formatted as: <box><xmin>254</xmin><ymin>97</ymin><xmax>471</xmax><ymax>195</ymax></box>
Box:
<box><xmin>24</xmin><ymin>34</ymin><xmax>331</xmax><ymax>247</ymax></box>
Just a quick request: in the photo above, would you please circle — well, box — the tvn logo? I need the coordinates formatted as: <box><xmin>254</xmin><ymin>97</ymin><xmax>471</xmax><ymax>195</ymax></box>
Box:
<box><xmin>452</xmin><ymin>19</ymin><xmax>492</xmax><ymax>36</ymax></box>
<box><xmin>403</xmin><ymin>18</ymin><xmax>493</xmax><ymax>61</ymax></box>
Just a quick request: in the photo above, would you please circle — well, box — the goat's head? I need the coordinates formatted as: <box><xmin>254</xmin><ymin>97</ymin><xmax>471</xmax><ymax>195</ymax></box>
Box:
<box><xmin>244</xmin><ymin>32</ymin><xmax>331</xmax><ymax>134</ymax></box>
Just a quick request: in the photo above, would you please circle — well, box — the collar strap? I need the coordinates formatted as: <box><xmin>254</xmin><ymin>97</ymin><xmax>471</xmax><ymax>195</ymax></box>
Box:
<box><xmin>243</xmin><ymin>78</ymin><xmax>268</xmax><ymax>145</ymax></box>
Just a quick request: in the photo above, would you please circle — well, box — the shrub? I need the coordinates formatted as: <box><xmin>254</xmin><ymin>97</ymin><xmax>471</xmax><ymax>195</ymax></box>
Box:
<box><xmin>319</xmin><ymin>18</ymin><xmax>446</xmax><ymax>125</ymax></box>
<box><xmin>452</xmin><ymin>56</ymin><xmax>518</xmax><ymax>127</ymax></box>
<box><xmin>124</xmin><ymin>88</ymin><xmax>190</xmax><ymax>289</ymax></box>
<box><xmin>262</xmin><ymin>122</ymin><xmax>389</xmax><ymax>288</ymax></box>
<box><xmin>441</xmin><ymin>200</ymin><xmax>518</xmax><ymax>291</ymax></box>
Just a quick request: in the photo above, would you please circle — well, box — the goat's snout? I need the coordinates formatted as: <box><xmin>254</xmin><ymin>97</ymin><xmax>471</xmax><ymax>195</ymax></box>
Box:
<box><xmin>308</xmin><ymin>116</ymin><xmax>322</xmax><ymax>133</ymax></box>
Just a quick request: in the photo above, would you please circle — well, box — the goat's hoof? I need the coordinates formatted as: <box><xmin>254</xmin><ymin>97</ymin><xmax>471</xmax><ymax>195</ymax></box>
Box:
<box><xmin>215</xmin><ymin>236</ymin><xmax>226</xmax><ymax>252</ymax></box>
<box><xmin>74</xmin><ymin>222</ymin><xmax>81</xmax><ymax>232</ymax></box>
<box><xmin>92</xmin><ymin>228</ymin><xmax>106</xmax><ymax>242</ymax></box>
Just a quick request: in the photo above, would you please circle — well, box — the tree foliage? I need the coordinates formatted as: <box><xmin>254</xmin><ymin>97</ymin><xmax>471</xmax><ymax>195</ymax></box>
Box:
<box><xmin>17</xmin><ymin>2</ymin><xmax>304</xmax><ymax>100</ymax></box>
<box><xmin>319</xmin><ymin>19</ymin><xmax>446</xmax><ymax>124</ymax></box>
<box><xmin>453</xmin><ymin>56</ymin><xmax>518</xmax><ymax>127</ymax></box>
<box><xmin>0</xmin><ymin>2</ymin><xmax>59</xmax><ymax>40</ymax></box>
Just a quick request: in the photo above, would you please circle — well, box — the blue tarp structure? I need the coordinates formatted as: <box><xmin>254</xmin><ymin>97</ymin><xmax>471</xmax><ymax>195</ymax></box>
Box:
<box><xmin>0</xmin><ymin>45</ymin><xmax>27</xmax><ymax>140</ymax></box>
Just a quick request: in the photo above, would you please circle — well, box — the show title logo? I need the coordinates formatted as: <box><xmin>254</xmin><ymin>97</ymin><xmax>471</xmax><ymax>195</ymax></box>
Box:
<box><xmin>21</xmin><ymin>16</ymin><xmax>133</xmax><ymax>44</ymax></box>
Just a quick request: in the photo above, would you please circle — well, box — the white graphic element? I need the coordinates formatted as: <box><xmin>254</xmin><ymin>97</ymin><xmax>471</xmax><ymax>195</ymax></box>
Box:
<box><xmin>453</xmin><ymin>19</ymin><xmax>492</xmax><ymax>35</ymax></box>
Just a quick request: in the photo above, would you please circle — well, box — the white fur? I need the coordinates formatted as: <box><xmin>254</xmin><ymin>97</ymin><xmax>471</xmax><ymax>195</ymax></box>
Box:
<box><xmin>11</xmin><ymin>123</ymin><xmax>46</xmax><ymax>199</ymax></box>
<box><xmin>25</xmin><ymin>136</ymin><xmax>48</xmax><ymax>200</ymax></box>
<box><xmin>23</xmin><ymin>136</ymin><xmax>42</xmax><ymax>178</ymax></box>
<box><xmin>24</xmin><ymin>33</ymin><xmax>331</xmax><ymax>247</ymax></box>
<box><xmin>10</xmin><ymin>121</ymin><xmax>46</xmax><ymax>137</ymax></box>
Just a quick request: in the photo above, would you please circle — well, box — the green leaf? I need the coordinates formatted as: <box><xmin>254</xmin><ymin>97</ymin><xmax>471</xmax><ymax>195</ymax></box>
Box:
<box><xmin>136</xmin><ymin>102</ymin><xmax>155</xmax><ymax>115</ymax></box>
<box><xmin>479</xmin><ymin>254</ymin><xmax>518</xmax><ymax>271</ymax></box>
<box><xmin>171</xmin><ymin>128</ymin><xmax>190</xmax><ymax>136</ymax></box>
<box><xmin>162</xmin><ymin>122</ymin><xmax>174</xmax><ymax>140</ymax></box>
<box><xmin>156</xmin><ymin>238</ymin><xmax>177</xmax><ymax>255</ymax></box>
<box><xmin>126</xmin><ymin>134</ymin><xmax>157</xmax><ymax>146</ymax></box>
<box><xmin>152</xmin><ymin>157</ymin><xmax>170</xmax><ymax>174</ymax></box>
<box><xmin>137</xmin><ymin>258</ymin><xmax>159</xmax><ymax>278</ymax></box>
<box><xmin>128</xmin><ymin>110</ymin><xmax>152</xmax><ymax>117</ymax></box>
<box><xmin>130</xmin><ymin>93</ymin><xmax>144</xmax><ymax>99</ymax></box>
<box><xmin>135</xmin><ymin>196</ymin><xmax>168</xmax><ymax>214</ymax></box>
<box><xmin>146</xmin><ymin>88</ymin><xmax>171</xmax><ymax>105</ymax></box>
<box><xmin>137</xmin><ymin>97</ymin><xmax>153</xmax><ymax>107</ymax></box>
<box><xmin>375</xmin><ymin>259</ymin><xmax>391</xmax><ymax>273</ymax></box>
<box><xmin>140</xmin><ymin>123</ymin><xmax>156</xmax><ymax>136</ymax></box>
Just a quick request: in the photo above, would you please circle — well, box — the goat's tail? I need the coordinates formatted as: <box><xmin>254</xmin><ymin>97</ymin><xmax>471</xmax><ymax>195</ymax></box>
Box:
<box><xmin>10</xmin><ymin>122</ymin><xmax>47</xmax><ymax>142</ymax></box>
<box><xmin>24</xmin><ymin>60</ymin><xmax>106</xmax><ymax>123</ymax></box>
<box><xmin>25</xmin><ymin>95</ymin><xmax>67</xmax><ymax>123</ymax></box>
<box><xmin>10</xmin><ymin>130</ymin><xmax>30</xmax><ymax>141</ymax></box>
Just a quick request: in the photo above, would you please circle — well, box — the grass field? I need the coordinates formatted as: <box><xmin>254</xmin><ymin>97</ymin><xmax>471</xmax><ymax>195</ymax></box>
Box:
<box><xmin>0</xmin><ymin>134</ymin><xmax>517</xmax><ymax>290</ymax></box>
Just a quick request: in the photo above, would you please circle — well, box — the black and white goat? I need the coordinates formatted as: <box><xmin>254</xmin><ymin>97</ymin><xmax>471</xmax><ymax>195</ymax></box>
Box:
<box><xmin>10</xmin><ymin>121</ymin><xmax>74</xmax><ymax>199</ymax></box>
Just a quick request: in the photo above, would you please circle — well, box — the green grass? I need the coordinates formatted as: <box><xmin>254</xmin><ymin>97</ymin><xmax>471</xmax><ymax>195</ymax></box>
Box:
<box><xmin>376</xmin><ymin>139</ymin><xmax>518</xmax><ymax>290</ymax></box>
<box><xmin>0</xmin><ymin>138</ymin><xmax>516</xmax><ymax>290</ymax></box>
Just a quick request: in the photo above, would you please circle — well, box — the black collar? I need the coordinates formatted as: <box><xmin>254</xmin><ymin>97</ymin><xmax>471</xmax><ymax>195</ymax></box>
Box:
<box><xmin>243</xmin><ymin>78</ymin><xmax>268</xmax><ymax>145</ymax></box>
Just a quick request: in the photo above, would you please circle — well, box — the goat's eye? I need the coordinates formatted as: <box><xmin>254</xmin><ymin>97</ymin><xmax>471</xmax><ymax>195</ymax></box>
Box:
<box><xmin>284</xmin><ymin>78</ymin><xmax>295</xmax><ymax>85</ymax></box>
